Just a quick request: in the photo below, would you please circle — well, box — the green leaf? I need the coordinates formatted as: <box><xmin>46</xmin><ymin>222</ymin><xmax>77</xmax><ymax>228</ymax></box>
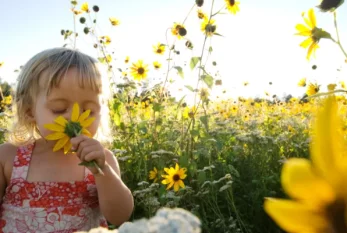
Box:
<box><xmin>174</xmin><ymin>66</ymin><xmax>184</xmax><ymax>79</ymax></box>
<box><xmin>184</xmin><ymin>85</ymin><xmax>195</xmax><ymax>92</ymax></box>
<box><xmin>201</xmin><ymin>75</ymin><xmax>214</xmax><ymax>88</ymax></box>
<box><xmin>153</xmin><ymin>102</ymin><xmax>163</xmax><ymax>112</ymax></box>
<box><xmin>200</xmin><ymin>115</ymin><xmax>209</xmax><ymax>131</ymax></box>
<box><xmin>213</xmin><ymin>33</ymin><xmax>224</xmax><ymax>37</ymax></box>
<box><xmin>198</xmin><ymin>171</ymin><xmax>206</xmax><ymax>184</ymax></box>
<box><xmin>79</xmin><ymin>161</ymin><xmax>96</xmax><ymax>167</ymax></box>
<box><xmin>190</xmin><ymin>57</ymin><xmax>201</xmax><ymax>70</ymax></box>
<box><xmin>71</xmin><ymin>1</ymin><xmax>78</xmax><ymax>5</ymax></box>
<box><xmin>179</xmin><ymin>154</ymin><xmax>189</xmax><ymax>168</ymax></box>
<box><xmin>113</xmin><ymin>113</ymin><xmax>121</xmax><ymax>126</ymax></box>
<box><xmin>208</xmin><ymin>46</ymin><xmax>213</xmax><ymax>53</ymax></box>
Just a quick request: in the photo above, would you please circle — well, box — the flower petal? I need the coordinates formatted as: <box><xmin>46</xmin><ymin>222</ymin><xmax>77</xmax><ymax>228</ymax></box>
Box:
<box><xmin>174</xmin><ymin>182</ymin><xmax>180</xmax><ymax>192</ymax></box>
<box><xmin>300</xmin><ymin>37</ymin><xmax>313</xmax><ymax>49</ymax></box>
<box><xmin>295</xmin><ymin>24</ymin><xmax>311</xmax><ymax>35</ymax></box>
<box><xmin>53</xmin><ymin>136</ymin><xmax>69</xmax><ymax>152</ymax></box>
<box><xmin>44</xmin><ymin>123</ymin><xmax>65</xmax><ymax>132</ymax></box>
<box><xmin>178</xmin><ymin>179</ymin><xmax>185</xmax><ymax>188</ymax></box>
<box><xmin>308</xmin><ymin>8</ymin><xmax>316</xmax><ymax>28</ymax></box>
<box><xmin>264</xmin><ymin>198</ymin><xmax>328</xmax><ymax>232</ymax></box>
<box><xmin>81</xmin><ymin>128</ymin><xmax>92</xmax><ymax>137</ymax></box>
<box><xmin>45</xmin><ymin>132</ymin><xmax>67</xmax><ymax>141</ymax></box>
<box><xmin>63</xmin><ymin>141</ymin><xmax>72</xmax><ymax>154</ymax></box>
<box><xmin>78</xmin><ymin>109</ymin><xmax>91</xmax><ymax>122</ymax></box>
<box><xmin>54</xmin><ymin>116</ymin><xmax>68</xmax><ymax>127</ymax></box>
<box><xmin>166</xmin><ymin>181</ymin><xmax>174</xmax><ymax>190</ymax></box>
<box><xmin>281</xmin><ymin>158</ymin><xmax>335</xmax><ymax>205</ymax></box>
<box><xmin>311</xmin><ymin>97</ymin><xmax>344</xmax><ymax>190</ymax></box>
<box><xmin>80</xmin><ymin>117</ymin><xmax>95</xmax><ymax>128</ymax></box>
<box><xmin>306</xmin><ymin>42</ymin><xmax>318</xmax><ymax>60</ymax></box>
<box><xmin>71</xmin><ymin>103</ymin><xmax>79</xmax><ymax>122</ymax></box>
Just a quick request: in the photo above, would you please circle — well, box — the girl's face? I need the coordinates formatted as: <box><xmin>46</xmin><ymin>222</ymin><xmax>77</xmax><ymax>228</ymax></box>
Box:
<box><xmin>33</xmin><ymin>67</ymin><xmax>102</xmax><ymax>140</ymax></box>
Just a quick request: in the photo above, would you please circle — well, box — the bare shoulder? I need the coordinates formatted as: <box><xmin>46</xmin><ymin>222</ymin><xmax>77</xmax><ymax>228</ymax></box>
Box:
<box><xmin>0</xmin><ymin>143</ymin><xmax>17</xmax><ymax>165</ymax></box>
<box><xmin>104</xmin><ymin>148</ymin><xmax>121</xmax><ymax>176</ymax></box>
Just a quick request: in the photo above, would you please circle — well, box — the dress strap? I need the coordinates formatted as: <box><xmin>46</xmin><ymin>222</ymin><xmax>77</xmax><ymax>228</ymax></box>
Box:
<box><xmin>11</xmin><ymin>143</ymin><xmax>34</xmax><ymax>180</ymax></box>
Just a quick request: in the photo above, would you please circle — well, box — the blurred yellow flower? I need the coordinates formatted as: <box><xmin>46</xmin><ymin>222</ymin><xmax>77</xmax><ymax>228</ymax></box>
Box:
<box><xmin>264</xmin><ymin>96</ymin><xmax>347</xmax><ymax>233</ymax></box>
<box><xmin>125</xmin><ymin>56</ymin><xmax>130</xmax><ymax>63</ymax></box>
<box><xmin>153</xmin><ymin>43</ymin><xmax>166</xmax><ymax>55</ymax></box>
<box><xmin>327</xmin><ymin>83</ymin><xmax>337</xmax><ymax>91</ymax></box>
<box><xmin>224</xmin><ymin>0</ymin><xmax>240</xmax><ymax>15</ymax></box>
<box><xmin>122</xmin><ymin>71</ymin><xmax>128</xmax><ymax>77</ymax></box>
<box><xmin>0</xmin><ymin>62</ymin><xmax>3</xmax><ymax>68</ymax></box>
<box><xmin>201</xmin><ymin>18</ymin><xmax>217</xmax><ymax>37</ymax></box>
<box><xmin>306</xmin><ymin>83</ymin><xmax>320</xmax><ymax>96</ymax></box>
<box><xmin>130</xmin><ymin>60</ymin><xmax>149</xmax><ymax>81</ymax></box>
<box><xmin>44</xmin><ymin>102</ymin><xmax>94</xmax><ymax>154</ymax></box>
<box><xmin>298</xmin><ymin>78</ymin><xmax>307</xmax><ymax>87</ymax></box>
<box><xmin>99</xmin><ymin>36</ymin><xmax>111</xmax><ymax>45</ymax></box>
<box><xmin>153</xmin><ymin>61</ymin><xmax>162</xmax><ymax>69</ymax></box>
<box><xmin>199</xmin><ymin>88</ymin><xmax>210</xmax><ymax>101</ymax></box>
<box><xmin>171</xmin><ymin>23</ymin><xmax>187</xmax><ymax>39</ymax></box>
<box><xmin>162</xmin><ymin>163</ymin><xmax>187</xmax><ymax>192</ymax></box>
<box><xmin>149</xmin><ymin>167</ymin><xmax>159</xmax><ymax>183</ymax></box>
<box><xmin>340</xmin><ymin>81</ymin><xmax>346</xmax><ymax>89</ymax></box>
<box><xmin>71</xmin><ymin>9</ymin><xmax>83</xmax><ymax>15</ymax></box>
<box><xmin>109</xmin><ymin>17</ymin><xmax>120</xmax><ymax>26</ymax></box>
<box><xmin>197</xmin><ymin>9</ymin><xmax>208</xmax><ymax>20</ymax></box>
<box><xmin>81</xmin><ymin>2</ymin><xmax>89</xmax><ymax>12</ymax></box>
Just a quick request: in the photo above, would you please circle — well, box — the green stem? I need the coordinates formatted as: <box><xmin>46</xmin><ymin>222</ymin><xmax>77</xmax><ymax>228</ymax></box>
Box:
<box><xmin>333</xmin><ymin>11</ymin><xmax>347</xmax><ymax>58</ymax></box>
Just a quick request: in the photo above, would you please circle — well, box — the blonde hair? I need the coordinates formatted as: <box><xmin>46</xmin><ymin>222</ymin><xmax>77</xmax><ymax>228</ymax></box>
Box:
<box><xmin>9</xmin><ymin>47</ymin><xmax>112</xmax><ymax>146</ymax></box>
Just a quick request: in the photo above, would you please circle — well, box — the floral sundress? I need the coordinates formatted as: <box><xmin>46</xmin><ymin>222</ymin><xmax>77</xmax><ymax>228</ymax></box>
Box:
<box><xmin>0</xmin><ymin>144</ymin><xmax>108</xmax><ymax>233</ymax></box>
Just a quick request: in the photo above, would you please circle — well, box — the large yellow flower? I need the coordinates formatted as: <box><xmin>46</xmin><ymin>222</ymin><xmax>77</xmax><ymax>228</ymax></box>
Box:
<box><xmin>81</xmin><ymin>2</ymin><xmax>89</xmax><ymax>12</ymax></box>
<box><xmin>224</xmin><ymin>0</ymin><xmax>240</xmax><ymax>15</ymax></box>
<box><xmin>130</xmin><ymin>60</ymin><xmax>149</xmax><ymax>81</ymax></box>
<box><xmin>162</xmin><ymin>163</ymin><xmax>187</xmax><ymax>192</ymax></box>
<box><xmin>44</xmin><ymin>102</ymin><xmax>94</xmax><ymax>154</ymax></box>
<box><xmin>264</xmin><ymin>96</ymin><xmax>347</xmax><ymax>232</ymax></box>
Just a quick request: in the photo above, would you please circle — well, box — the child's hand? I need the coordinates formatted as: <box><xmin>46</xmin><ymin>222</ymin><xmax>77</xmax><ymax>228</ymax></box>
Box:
<box><xmin>70</xmin><ymin>135</ymin><xmax>106</xmax><ymax>175</ymax></box>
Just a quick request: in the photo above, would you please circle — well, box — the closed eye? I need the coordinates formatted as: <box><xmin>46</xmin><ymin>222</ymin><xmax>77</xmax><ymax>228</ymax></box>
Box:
<box><xmin>52</xmin><ymin>109</ymin><xmax>67</xmax><ymax>114</ymax></box>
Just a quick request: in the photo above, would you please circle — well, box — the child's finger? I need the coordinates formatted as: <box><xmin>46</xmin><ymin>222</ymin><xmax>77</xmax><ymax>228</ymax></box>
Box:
<box><xmin>79</xmin><ymin>144</ymin><xmax>97</xmax><ymax>161</ymax></box>
<box><xmin>70</xmin><ymin>135</ymin><xmax>89</xmax><ymax>151</ymax></box>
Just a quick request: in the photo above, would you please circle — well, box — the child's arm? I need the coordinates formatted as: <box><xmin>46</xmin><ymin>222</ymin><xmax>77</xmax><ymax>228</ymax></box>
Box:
<box><xmin>94</xmin><ymin>150</ymin><xmax>134</xmax><ymax>226</ymax></box>
<box><xmin>0</xmin><ymin>143</ymin><xmax>15</xmax><ymax>205</ymax></box>
<box><xmin>70</xmin><ymin>136</ymin><xmax>134</xmax><ymax>226</ymax></box>
<box><xmin>0</xmin><ymin>161</ymin><xmax>4</xmax><ymax>204</ymax></box>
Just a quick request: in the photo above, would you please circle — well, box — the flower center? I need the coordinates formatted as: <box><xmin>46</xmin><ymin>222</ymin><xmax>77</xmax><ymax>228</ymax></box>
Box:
<box><xmin>64</xmin><ymin>121</ymin><xmax>82</xmax><ymax>138</ymax></box>
<box><xmin>178</xmin><ymin>27</ymin><xmax>187</xmax><ymax>36</ymax></box>
<box><xmin>138</xmin><ymin>67</ymin><xmax>145</xmax><ymax>74</ymax></box>
<box><xmin>157</xmin><ymin>49</ymin><xmax>162</xmax><ymax>53</ymax></box>
<box><xmin>229</xmin><ymin>0</ymin><xmax>235</xmax><ymax>6</ymax></box>
<box><xmin>326</xmin><ymin>199</ymin><xmax>347</xmax><ymax>233</ymax></box>
<box><xmin>173</xmin><ymin>174</ymin><xmax>180</xmax><ymax>181</ymax></box>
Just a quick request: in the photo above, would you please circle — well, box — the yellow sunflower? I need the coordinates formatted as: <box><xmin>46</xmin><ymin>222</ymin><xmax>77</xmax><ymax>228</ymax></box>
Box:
<box><xmin>124</xmin><ymin>56</ymin><xmax>130</xmax><ymax>63</ymax></box>
<box><xmin>99</xmin><ymin>36</ymin><xmax>111</xmax><ymax>46</ymax></box>
<box><xmin>171</xmin><ymin>23</ymin><xmax>187</xmax><ymax>39</ymax></box>
<box><xmin>264</xmin><ymin>96</ymin><xmax>347</xmax><ymax>233</ymax></box>
<box><xmin>44</xmin><ymin>102</ymin><xmax>94</xmax><ymax>154</ymax></box>
<box><xmin>298</xmin><ymin>77</ymin><xmax>307</xmax><ymax>87</ymax></box>
<box><xmin>153</xmin><ymin>61</ymin><xmax>162</xmax><ymax>69</ymax></box>
<box><xmin>201</xmin><ymin>18</ymin><xmax>217</xmax><ymax>37</ymax></box>
<box><xmin>306</xmin><ymin>82</ymin><xmax>320</xmax><ymax>96</ymax></box>
<box><xmin>224</xmin><ymin>0</ymin><xmax>240</xmax><ymax>14</ymax></box>
<box><xmin>295</xmin><ymin>8</ymin><xmax>331</xmax><ymax>60</ymax></box>
<box><xmin>340</xmin><ymin>81</ymin><xmax>346</xmax><ymax>89</ymax></box>
<box><xmin>327</xmin><ymin>83</ymin><xmax>337</xmax><ymax>91</ymax></box>
<box><xmin>109</xmin><ymin>17</ymin><xmax>120</xmax><ymax>26</ymax></box>
<box><xmin>153</xmin><ymin>43</ymin><xmax>166</xmax><ymax>55</ymax></box>
<box><xmin>149</xmin><ymin>167</ymin><xmax>159</xmax><ymax>183</ymax></box>
<box><xmin>162</xmin><ymin>163</ymin><xmax>187</xmax><ymax>192</ymax></box>
<box><xmin>81</xmin><ymin>2</ymin><xmax>89</xmax><ymax>12</ymax></box>
<box><xmin>130</xmin><ymin>60</ymin><xmax>149</xmax><ymax>81</ymax></box>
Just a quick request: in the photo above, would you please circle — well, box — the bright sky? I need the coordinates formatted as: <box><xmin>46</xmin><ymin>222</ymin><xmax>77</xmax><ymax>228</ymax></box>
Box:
<box><xmin>0</xmin><ymin>0</ymin><xmax>346</xmax><ymax>102</ymax></box>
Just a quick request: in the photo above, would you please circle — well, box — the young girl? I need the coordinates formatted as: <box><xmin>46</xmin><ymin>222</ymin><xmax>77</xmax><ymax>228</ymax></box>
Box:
<box><xmin>0</xmin><ymin>48</ymin><xmax>134</xmax><ymax>232</ymax></box>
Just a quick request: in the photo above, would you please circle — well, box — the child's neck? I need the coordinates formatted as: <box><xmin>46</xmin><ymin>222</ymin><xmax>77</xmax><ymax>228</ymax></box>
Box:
<box><xmin>34</xmin><ymin>138</ymin><xmax>69</xmax><ymax>157</ymax></box>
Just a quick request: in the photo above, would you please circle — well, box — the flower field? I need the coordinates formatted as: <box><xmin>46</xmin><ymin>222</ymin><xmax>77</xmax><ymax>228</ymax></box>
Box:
<box><xmin>1</xmin><ymin>0</ymin><xmax>347</xmax><ymax>232</ymax></box>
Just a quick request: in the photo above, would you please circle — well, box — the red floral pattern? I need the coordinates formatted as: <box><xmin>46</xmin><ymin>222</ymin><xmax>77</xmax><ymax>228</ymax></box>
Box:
<box><xmin>0</xmin><ymin>144</ymin><xmax>108</xmax><ymax>233</ymax></box>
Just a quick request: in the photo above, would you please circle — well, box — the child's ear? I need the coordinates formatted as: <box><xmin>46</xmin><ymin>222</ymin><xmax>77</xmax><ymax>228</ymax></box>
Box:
<box><xmin>25</xmin><ymin>108</ymin><xmax>35</xmax><ymax>123</ymax></box>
